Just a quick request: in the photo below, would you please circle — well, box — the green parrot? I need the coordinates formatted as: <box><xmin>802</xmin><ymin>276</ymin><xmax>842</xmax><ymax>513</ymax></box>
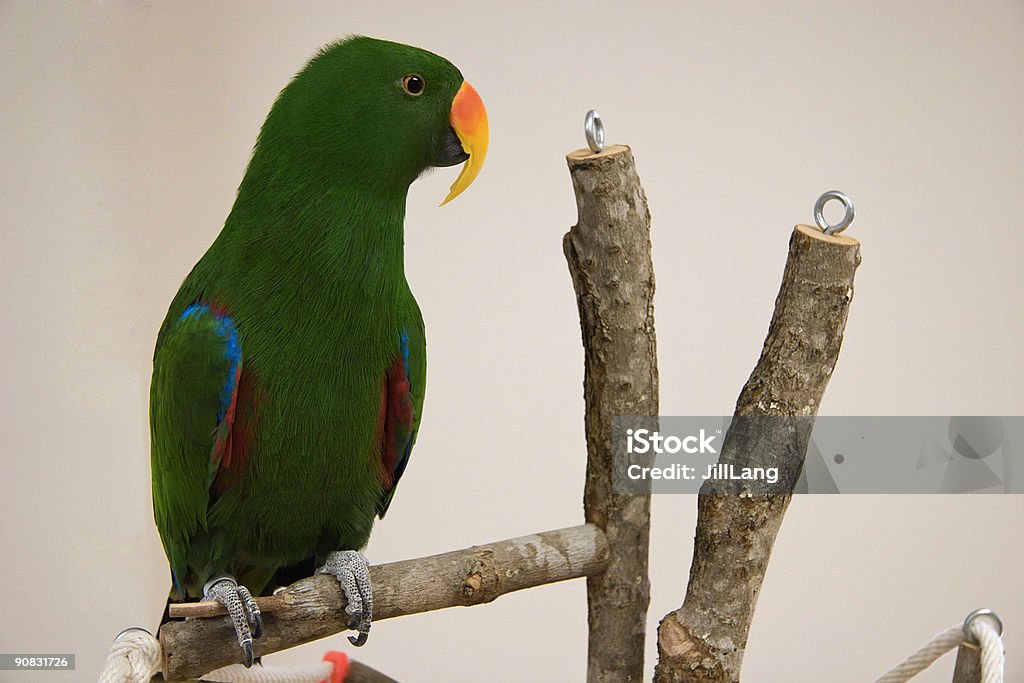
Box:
<box><xmin>150</xmin><ymin>36</ymin><xmax>488</xmax><ymax>665</ymax></box>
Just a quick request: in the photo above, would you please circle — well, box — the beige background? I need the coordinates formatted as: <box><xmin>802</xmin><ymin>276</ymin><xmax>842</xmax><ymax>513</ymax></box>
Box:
<box><xmin>2</xmin><ymin>1</ymin><xmax>1023</xmax><ymax>681</ymax></box>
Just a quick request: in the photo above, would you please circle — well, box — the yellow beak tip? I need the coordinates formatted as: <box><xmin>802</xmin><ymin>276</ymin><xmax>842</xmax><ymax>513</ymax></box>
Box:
<box><xmin>442</xmin><ymin>80</ymin><xmax>488</xmax><ymax>206</ymax></box>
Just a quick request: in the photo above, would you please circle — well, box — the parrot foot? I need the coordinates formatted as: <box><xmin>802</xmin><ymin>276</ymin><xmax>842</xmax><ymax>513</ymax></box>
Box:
<box><xmin>203</xmin><ymin>575</ymin><xmax>263</xmax><ymax>667</ymax></box>
<box><xmin>316</xmin><ymin>550</ymin><xmax>373</xmax><ymax>646</ymax></box>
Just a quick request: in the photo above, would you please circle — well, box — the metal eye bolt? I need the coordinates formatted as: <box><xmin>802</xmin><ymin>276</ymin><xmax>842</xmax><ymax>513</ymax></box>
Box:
<box><xmin>813</xmin><ymin>190</ymin><xmax>855</xmax><ymax>235</ymax></box>
<box><xmin>585</xmin><ymin>110</ymin><xmax>605</xmax><ymax>154</ymax></box>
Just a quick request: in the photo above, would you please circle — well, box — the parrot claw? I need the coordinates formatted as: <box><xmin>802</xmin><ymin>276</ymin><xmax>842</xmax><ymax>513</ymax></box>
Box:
<box><xmin>204</xmin><ymin>575</ymin><xmax>263</xmax><ymax>667</ymax></box>
<box><xmin>251</xmin><ymin>612</ymin><xmax>264</xmax><ymax>640</ymax></box>
<box><xmin>316</xmin><ymin>550</ymin><xmax>373</xmax><ymax>646</ymax></box>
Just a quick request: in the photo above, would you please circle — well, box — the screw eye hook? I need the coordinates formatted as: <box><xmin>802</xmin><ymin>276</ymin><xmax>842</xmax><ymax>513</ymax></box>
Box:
<box><xmin>585</xmin><ymin>110</ymin><xmax>605</xmax><ymax>154</ymax></box>
<box><xmin>814</xmin><ymin>190</ymin><xmax>855</xmax><ymax>235</ymax></box>
<box><xmin>963</xmin><ymin>608</ymin><xmax>1003</xmax><ymax>643</ymax></box>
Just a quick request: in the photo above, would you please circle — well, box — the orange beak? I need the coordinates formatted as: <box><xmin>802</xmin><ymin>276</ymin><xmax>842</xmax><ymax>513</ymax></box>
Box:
<box><xmin>441</xmin><ymin>80</ymin><xmax>489</xmax><ymax>206</ymax></box>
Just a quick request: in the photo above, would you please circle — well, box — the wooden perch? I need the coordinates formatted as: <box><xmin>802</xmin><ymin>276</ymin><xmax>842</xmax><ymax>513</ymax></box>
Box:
<box><xmin>159</xmin><ymin>524</ymin><xmax>608</xmax><ymax>681</ymax></box>
<box><xmin>655</xmin><ymin>224</ymin><xmax>861</xmax><ymax>682</ymax></box>
<box><xmin>564</xmin><ymin>144</ymin><xmax>659</xmax><ymax>683</ymax></box>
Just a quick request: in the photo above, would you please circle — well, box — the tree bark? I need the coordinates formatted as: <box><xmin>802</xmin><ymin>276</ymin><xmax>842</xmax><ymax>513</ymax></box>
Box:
<box><xmin>951</xmin><ymin>641</ymin><xmax>983</xmax><ymax>683</ymax></box>
<box><xmin>564</xmin><ymin>144</ymin><xmax>658</xmax><ymax>683</ymax></box>
<box><xmin>160</xmin><ymin>524</ymin><xmax>608</xmax><ymax>681</ymax></box>
<box><xmin>655</xmin><ymin>224</ymin><xmax>861</xmax><ymax>682</ymax></box>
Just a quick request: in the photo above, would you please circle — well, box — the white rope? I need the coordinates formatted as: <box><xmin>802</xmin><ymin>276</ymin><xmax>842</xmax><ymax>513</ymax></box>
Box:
<box><xmin>975</xmin><ymin>618</ymin><xmax>1005</xmax><ymax>683</ymax></box>
<box><xmin>874</xmin><ymin>626</ymin><xmax>962</xmax><ymax>683</ymax></box>
<box><xmin>875</xmin><ymin>618</ymin><xmax>1005</xmax><ymax>683</ymax></box>
<box><xmin>202</xmin><ymin>661</ymin><xmax>334</xmax><ymax>683</ymax></box>
<box><xmin>97</xmin><ymin>628</ymin><xmax>161</xmax><ymax>683</ymax></box>
<box><xmin>96</xmin><ymin>626</ymin><xmax>344</xmax><ymax>683</ymax></box>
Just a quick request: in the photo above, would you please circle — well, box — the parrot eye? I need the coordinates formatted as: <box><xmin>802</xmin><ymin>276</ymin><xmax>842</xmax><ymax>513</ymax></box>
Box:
<box><xmin>401</xmin><ymin>74</ymin><xmax>425</xmax><ymax>96</ymax></box>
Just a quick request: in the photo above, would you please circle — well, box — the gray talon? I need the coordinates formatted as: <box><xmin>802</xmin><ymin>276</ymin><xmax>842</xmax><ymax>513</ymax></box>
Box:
<box><xmin>204</xmin><ymin>575</ymin><xmax>261</xmax><ymax>667</ymax></box>
<box><xmin>237</xmin><ymin>584</ymin><xmax>263</xmax><ymax>639</ymax></box>
<box><xmin>316</xmin><ymin>550</ymin><xmax>373</xmax><ymax>646</ymax></box>
<box><xmin>252</xmin><ymin>611</ymin><xmax>264</xmax><ymax>640</ymax></box>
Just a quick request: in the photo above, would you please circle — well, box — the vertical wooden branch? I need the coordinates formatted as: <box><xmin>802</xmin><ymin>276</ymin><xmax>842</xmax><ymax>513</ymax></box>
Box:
<box><xmin>655</xmin><ymin>224</ymin><xmax>861</xmax><ymax>682</ymax></box>
<box><xmin>951</xmin><ymin>641</ymin><xmax>983</xmax><ymax>683</ymax></box>
<box><xmin>564</xmin><ymin>144</ymin><xmax>658</xmax><ymax>683</ymax></box>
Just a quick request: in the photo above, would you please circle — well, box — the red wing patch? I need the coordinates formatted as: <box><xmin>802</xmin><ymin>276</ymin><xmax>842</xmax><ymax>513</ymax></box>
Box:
<box><xmin>211</xmin><ymin>366</ymin><xmax>261</xmax><ymax>496</ymax></box>
<box><xmin>376</xmin><ymin>356</ymin><xmax>415</xmax><ymax>491</ymax></box>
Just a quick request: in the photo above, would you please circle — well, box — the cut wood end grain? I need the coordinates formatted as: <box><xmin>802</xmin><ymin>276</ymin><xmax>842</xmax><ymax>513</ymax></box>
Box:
<box><xmin>566</xmin><ymin>144</ymin><xmax>631</xmax><ymax>161</ymax></box>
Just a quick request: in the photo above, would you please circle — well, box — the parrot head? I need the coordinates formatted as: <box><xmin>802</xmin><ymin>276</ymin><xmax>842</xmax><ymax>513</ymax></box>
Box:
<box><xmin>255</xmin><ymin>36</ymin><xmax>488</xmax><ymax>205</ymax></box>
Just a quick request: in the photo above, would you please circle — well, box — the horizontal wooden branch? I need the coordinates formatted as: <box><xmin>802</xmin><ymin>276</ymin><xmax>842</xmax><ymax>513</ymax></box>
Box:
<box><xmin>160</xmin><ymin>523</ymin><xmax>609</xmax><ymax>681</ymax></box>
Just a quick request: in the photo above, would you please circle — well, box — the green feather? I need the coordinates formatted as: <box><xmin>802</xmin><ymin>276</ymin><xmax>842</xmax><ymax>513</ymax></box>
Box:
<box><xmin>150</xmin><ymin>36</ymin><xmax>458</xmax><ymax>599</ymax></box>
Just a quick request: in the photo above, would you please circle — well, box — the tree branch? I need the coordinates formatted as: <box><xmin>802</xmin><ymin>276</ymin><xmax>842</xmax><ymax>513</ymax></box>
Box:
<box><xmin>565</xmin><ymin>144</ymin><xmax>658</xmax><ymax>683</ymax></box>
<box><xmin>952</xmin><ymin>640</ymin><xmax>983</xmax><ymax>683</ymax></box>
<box><xmin>655</xmin><ymin>224</ymin><xmax>861</xmax><ymax>682</ymax></box>
<box><xmin>159</xmin><ymin>524</ymin><xmax>608</xmax><ymax>681</ymax></box>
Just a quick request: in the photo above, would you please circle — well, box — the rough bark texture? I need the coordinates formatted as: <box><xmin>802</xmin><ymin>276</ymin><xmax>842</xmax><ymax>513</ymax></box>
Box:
<box><xmin>564</xmin><ymin>144</ymin><xmax>658</xmax><ymax>683</ymax></box>
<box><xmin>655</xmin><ymin>224</ymin><xmax>861</xmax><ymax>682</ymax></box>
<box><xmin>160</xmin><ymin>524</ymin><xmax>608</xmax><ymax>681</ymax></box>
<box><xmin>952</xmin><ymin>641</ymin><xmax>983</xmax><ymax>683</ymax></box>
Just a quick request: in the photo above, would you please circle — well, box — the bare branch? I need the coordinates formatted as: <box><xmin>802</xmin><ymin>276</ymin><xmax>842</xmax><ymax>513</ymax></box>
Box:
<box><xmin>565</xmin><ymin>144</ymin><xmax>658</xmax><ymax>683</ymax></box>
<box><xmin>655</xmin><ymin>224</ymin><xmax>861</xmax><ymax>682</ymax></box>
<box><xmin>952</xmin><ymin>641</ymin><xmax>983</xmax><ymax>683</ymax></box>
<box><xmin>159</xmin><ymin>524</ymin><xmax>608</xmax><ymax>681</ymax></box>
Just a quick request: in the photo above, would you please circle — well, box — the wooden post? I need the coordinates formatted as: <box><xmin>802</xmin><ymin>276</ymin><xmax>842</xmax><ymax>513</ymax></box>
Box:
<box><xmin>952</xmin><ymin>610</ymin><xmax>1003</xmax><ymax>683</ymax></box>
<box><xmin>564</xmin><ymin>144</ymin><xmax>658</xmax><ymax>683</ymax></box>
<box><xmin>951</xmin><ymin>640</ymin><xmax>983</xmax><ymax>683</ymax></box>
<box><xmin>655</xmin><ymin>224</ymin><xmax>861</xmax><ymax>682</ymax></box>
